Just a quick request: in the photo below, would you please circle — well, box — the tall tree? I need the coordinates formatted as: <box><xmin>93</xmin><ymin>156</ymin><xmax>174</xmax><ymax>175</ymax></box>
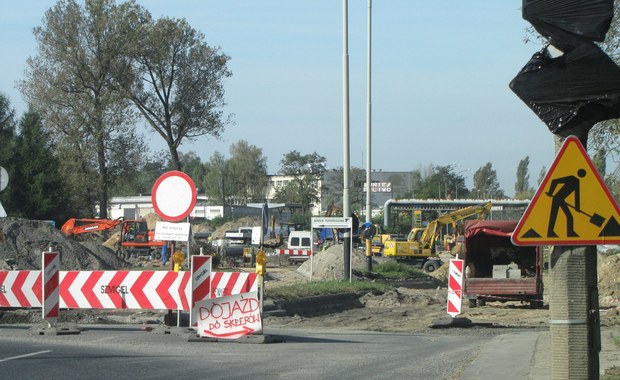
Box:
<box><xmin>273</xmin><ymin>151</ymin><xmax>326</xmax><ymax>215</ymax></box>
<box><xmin>228</xmin><ymin>140</ymin><xmax>268</xmax><ymax>203</ymax></box>
<box><xmin>322</xmin><ymin>166</ymin><xmax>366</xmax><ymax>214</ymax></box>
<box><xmin>514</xmin><ymin>156</ymin><xmax>534</xmax><ymax>200</ymax></box>
<box><xmin>473</xmin><ymin>163</ymin><xmax>505</xmax><ymax>199</ymax></box>
<box><xmin>0</xmin><ymin>93</ymin><xmax>16</xmax><ymax>166</ymax></box>
<box><xmin>7</xmin><ymin>109</ymin><xmax>69</xmax><ymax>222</ymax></box>
<box><xmin>0</xmin><ymin>93</ymin><xmax>16</xmax><ymax>213</ymax></box>
<box><xmin>537</xmin><ymin>166</ymin><xmax>547</xmax><ymax>186</ymax></box>
<box><xmin>125</xmin><ymin>16</ymin><xmax>233</xmax><ymax>170</ymax></box>
<box><xmin>415</xmin><ymin>165</ymin><xmax>469</xmax><ymax>199</ymax></box>
<box><xmin>19</xmin><ymin>0</ymin><xmax>146</xmax><ymax>218</ymax></box>
<box><xmin>202</xmin><ymin>152</ymin><xmax>232</xmax><ymax>217</ymax></box>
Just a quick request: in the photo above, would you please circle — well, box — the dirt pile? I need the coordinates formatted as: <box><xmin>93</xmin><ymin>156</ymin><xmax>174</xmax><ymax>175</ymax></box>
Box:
<box><xmin>0</xmin><ymin>218</ymin><xmax>128</xmax><ymax>270</ymax></box>
<box><xmin>295</xmin><ymin>244</ymin><xmax>384</xmax><ymax>280</ymax></box>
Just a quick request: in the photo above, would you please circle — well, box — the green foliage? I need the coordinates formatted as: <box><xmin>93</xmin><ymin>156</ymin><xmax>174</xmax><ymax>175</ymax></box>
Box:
<box><xmin>3</xmin><ymin>109</ymin><xmax>71</xmax><ymax>223</ymax></box>
<box><xmin>0</xmin><ymin>93</ymin><xmax>16</xmax><ymax>164</ymax></box>
<box><xmin>472</xmin><ymin>163</ymin><xmax>505</xmax><ymax>199</ymax></box>
<box><xmin>413</xmin><ymin>165</ymin><xmax>469</xmax><ymax>199</ymax></box>
<box><xmin>273</xmin><ymin>150</ymin><xmax>326</xmax><ymax>215</ymax></box>
<box><xmin>19</xmin><ymin>0</ymin><xmax>145</xmax><ymax>218</ymax></box>
<box><xmin>322</xmin><ymin>167</ymin><xmax>366</xmax><ymax>214</ymax></box>
<box><xmin>514</xmin><ymin>156</ymin><xmax>534</xmax><ymax>200</ymax></box>
<box><xmin>126</xmin><ymin>15</ymin><xmax>232</xmax><ymax>170</ymax></box>
<box><xmin>373</xmin><ymin>261</ymin><xmax>424</xmax><ymax>278</ymax></box>
<box><xmin>266</xmin><ymin>279</ymin><xmax>390</xmax><ymax>300</ymax></box>
<box><xmin>228</xmin><ymin>140</ymin><xmax>268</xmax><ymax>202</ymax></box>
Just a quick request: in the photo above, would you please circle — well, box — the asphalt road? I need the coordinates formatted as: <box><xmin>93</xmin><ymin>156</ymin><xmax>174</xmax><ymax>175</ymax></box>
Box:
<box><xmin>0</xmin><ymin>324</ymin><xmax>496</xmax><ymax>379</ymax></box>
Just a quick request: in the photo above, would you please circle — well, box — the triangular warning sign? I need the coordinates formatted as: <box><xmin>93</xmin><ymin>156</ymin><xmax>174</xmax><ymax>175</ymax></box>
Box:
<box><xmin>513</xmin><ymin>136</ymin><xmax>620</xmax><ymax>246</ymax></box>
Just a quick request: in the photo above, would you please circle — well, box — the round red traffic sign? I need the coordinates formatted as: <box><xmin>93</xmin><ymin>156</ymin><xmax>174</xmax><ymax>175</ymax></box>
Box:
<box><xmin>151</xmin><ymin>171</ymin><xmax>197</xmax><ymax>222</ymax></box>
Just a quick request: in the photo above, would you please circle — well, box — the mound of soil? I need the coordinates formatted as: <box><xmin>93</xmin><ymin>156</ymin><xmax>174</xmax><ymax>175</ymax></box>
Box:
<box><xmin>0</xmin><ymin>218</ymin><xmax>129</xmax><ymax>270</ymax></box>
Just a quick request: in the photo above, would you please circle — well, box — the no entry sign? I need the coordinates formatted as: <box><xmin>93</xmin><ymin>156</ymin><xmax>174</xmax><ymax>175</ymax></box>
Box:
<box><xmin>151</xmin><ymin>171</ymin><xmax>197</xmax><ymax>222</ymax></box>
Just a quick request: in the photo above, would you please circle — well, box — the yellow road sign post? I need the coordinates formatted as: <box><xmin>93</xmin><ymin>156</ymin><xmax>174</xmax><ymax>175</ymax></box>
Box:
<box><xmin>512</xmin><ymin>136</ymin><xmax>620</xmax><ymax>246</ymax></box>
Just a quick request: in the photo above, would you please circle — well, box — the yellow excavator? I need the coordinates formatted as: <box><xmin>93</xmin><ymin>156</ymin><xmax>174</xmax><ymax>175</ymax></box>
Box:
<box><xmin>380</xmin><ymin>202</ymin><xmax>493</xmax><ymax>272</ymax></box>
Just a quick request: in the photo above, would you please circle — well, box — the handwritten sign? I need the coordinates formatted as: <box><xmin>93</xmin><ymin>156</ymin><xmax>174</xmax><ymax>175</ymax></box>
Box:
<box><xmin>196</xmin><ymin>291</ymin><xmax>262</xmax><ymax>339</ymax></box>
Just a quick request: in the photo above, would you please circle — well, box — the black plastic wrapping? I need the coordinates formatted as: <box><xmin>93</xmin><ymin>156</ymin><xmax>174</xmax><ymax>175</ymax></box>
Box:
<box><xmin>510</xmin><ymin>42</ymin><xmax>620</xmax><ymax>138</ymax></box>
<box><xmin>522</xmin><ymin>0</ymin><xmax>614</xmax><ymax>50</ymax></box>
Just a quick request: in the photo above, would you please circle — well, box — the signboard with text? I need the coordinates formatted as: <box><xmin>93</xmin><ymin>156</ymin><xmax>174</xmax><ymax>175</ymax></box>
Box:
<box><xmin>154</xmin><ymin>221</ymin><xmax>191</xmax><ymax>241</ymax></box>
<box><xmin>196</xmin><ymin>291</ymin><xmax>262</xmax><ymax>339</ymax></box>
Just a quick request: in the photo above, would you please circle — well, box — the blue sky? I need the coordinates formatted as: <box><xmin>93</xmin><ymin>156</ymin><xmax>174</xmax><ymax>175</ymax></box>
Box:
<box><xmin>0</xmin><ymin>1</ymin><xmax>558</xmax><ymax>196</ymax></box>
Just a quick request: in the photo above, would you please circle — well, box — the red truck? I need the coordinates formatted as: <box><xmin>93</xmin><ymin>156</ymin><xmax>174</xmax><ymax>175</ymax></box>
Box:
<box><xmin>463</xmin><ymin>220</ymin><xmax>544</xmax><ymax>308</ymax></box>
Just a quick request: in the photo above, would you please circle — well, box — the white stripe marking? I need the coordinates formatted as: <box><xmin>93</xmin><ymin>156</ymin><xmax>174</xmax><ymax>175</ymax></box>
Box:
<box><xmin>0</xmin><ymin>350</ymin><xmax>52</xmax><ymax>362</ymax></box>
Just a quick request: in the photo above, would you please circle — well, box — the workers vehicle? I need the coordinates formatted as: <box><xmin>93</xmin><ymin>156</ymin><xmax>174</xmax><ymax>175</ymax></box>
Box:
<box><xmin>379</xmin><ymin>202</ymin><xmax>493</xmax><ymax>272</ymax></box>
<box><xmin>463</xmin><ymin>220</ymin><xmax>544</xmax><ymax>308</ymax></box>
<box><xmin>61</xmin><ymin>218</ymin><xmax>165</xmax><ymax>260</ymax></box>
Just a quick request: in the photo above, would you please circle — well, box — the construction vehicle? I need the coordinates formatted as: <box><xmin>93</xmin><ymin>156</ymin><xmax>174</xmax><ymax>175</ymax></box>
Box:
<box><xmin>61</xmin><ymin>217</ymin><xmax>165</xmax><ymax>260</ymax></box>
<box><xmin>463</xmin><ymin>220</ymin><xmax>544</xmax><ymax>308</ymax></box>
<box><xmin>380</xmin><ymin>202</ymin><xmax>493</xmax><ymax>272</ymax></box>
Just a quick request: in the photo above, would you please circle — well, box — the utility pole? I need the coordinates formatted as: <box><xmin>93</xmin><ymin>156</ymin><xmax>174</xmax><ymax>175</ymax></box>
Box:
<box><xmin>342</xmin><ymin>0</ymin><xmax>351</xmax><ymax>281</ymax></box>
<box><xmin>365</xmin><ymin>0</ymin><xmax>373</xmax><ymax>273</ymax></box>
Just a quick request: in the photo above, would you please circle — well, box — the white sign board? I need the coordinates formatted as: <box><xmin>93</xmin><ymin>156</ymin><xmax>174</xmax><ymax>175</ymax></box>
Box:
<box><xmin>196</xmin><ymin>291</ymin><xmax>262</xmax><ymax>339</ymax></box>
<box><xmin>311</xmin><ymin>217</ymin><xmax>352</xmax><ymax>228</ymax></box>
<box><xmin>154</xmin><ymin>221</ymin><xmax>191</xmax><ymax>241</ymax></box>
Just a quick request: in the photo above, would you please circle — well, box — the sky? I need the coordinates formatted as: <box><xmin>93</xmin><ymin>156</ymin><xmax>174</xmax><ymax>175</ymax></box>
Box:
<box><xmin>0</xmin><ymin>1</ymin><xmax>559</xmax><ymax>197</ymax></box>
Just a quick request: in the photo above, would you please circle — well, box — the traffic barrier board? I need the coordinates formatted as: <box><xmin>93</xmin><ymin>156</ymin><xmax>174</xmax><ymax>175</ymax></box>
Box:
<box><xmin>447</xmin><ymin>259</ymin><xmax>463</xmax><ymax>318</ymax></box>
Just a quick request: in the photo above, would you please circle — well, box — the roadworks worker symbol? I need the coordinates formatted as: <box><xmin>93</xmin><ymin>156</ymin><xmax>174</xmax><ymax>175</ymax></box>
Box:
<box><xmin>512</xmin><ymin>136</ymin><xmax>620</xmax><ymax>246</ymax></box>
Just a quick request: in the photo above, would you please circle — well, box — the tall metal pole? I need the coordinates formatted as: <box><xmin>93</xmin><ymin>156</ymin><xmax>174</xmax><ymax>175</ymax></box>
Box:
<box><xmin>365</xmin><ymin>0</ymin><xmax>372</xmax><ymax>225</ymax></box>
<box><xmin>365</xmin><ymin>0</ymin><xmax>373</xmax><ymax>273</ymax></box>
<box><xmin>342</xmin><ymin>0</ymin><xmax>351</xmax><ymax>281</ymax></box>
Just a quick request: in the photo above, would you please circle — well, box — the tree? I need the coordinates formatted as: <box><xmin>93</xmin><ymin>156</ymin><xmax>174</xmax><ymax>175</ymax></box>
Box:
<box><xmin>6</xmin><ymin>109</ymin><xmax>70</xmax><ymax>222</ymax></box>
<box><xmin>592</xmin><ymin>148</ymin><xmax>607</xmax><ymax>177</ymax></box>
<box><xmin>588</xmin><ymin>4</ymin><xmax>620</xmax><ymax>160</ymax></box>
<box><xmin>0</xmin><ymin>93</ymin><xmax>16</xmax><ymax>165</ymax></box>
<box><xmin>472</xmin><ymin>163</ymin><xmax>505</xmax><ymax>199</ymax></box>
<box><xmin>0</xmin><ymin>93</ymin><xmax>17</xmax><ymax>213</ymax></box>
<box><xmin>414</xmin><ymin>165</ymin><xmax>469</xmax><ymax>199</ymax></box>
<box><xmin>228</xmin><ymin>140</ymin><xmax>268</xmax><ymax>203</ymax></box>
<box><xmin>125</xmin><ymin>16</ymin><xmax>233</xmax><ymax>170</ymax></box>
<box><xmin>537</xmin><ymin>166</ymin><xmax>547</xmax><ymax>186</ymax></box>
<box><xmin>273</xmin><ymin>151</ymin><xmax>327</xmax><ymax>216</ymax></box>
<box><xmin>19</xmin><ymin>0</ymin><xmax>146</xmax><ymax>218</ymax></box>
<box><xmin>515</xmin><ymin>156</ymin><xmax>534</xmax><ymax>200</ymax></box>
<box><xmin>322</xmin><ymin>167</ymin><xmax>366</xmax><ymax>215</ymax></box>
<box><xmin>202</xmin><ymin>152</ymin><xmax>233</xmax><ymax>217</ymax></box>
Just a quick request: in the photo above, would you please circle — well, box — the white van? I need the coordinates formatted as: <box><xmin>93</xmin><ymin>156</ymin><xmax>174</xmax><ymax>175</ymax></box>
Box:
<box><xmin>287</xmin><ymin>231</ymin><xmax>313</xmax><ymax>251</ymax></box>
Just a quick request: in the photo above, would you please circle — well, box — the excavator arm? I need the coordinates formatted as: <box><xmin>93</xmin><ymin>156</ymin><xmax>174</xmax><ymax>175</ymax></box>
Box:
<box><xmin>61</xmin><ymin>217</ymin><xmax>124</xmax><ymax>236</ymax></box>
<box><xmin>411</xmin><ymin>202</ymin><xmax>493</xmax><ymax>250</ymax></box>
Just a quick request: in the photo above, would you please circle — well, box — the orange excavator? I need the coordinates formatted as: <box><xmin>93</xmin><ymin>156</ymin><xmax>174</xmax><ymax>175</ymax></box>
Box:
<box><xmin>61</xmin><ymin>218</ymin><xmax>165</xmax><ymax>260</ymax></box>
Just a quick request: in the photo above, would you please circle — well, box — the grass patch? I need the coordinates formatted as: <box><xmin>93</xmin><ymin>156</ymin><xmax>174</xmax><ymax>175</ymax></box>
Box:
<box><xmin>266</xmin><ymin>280</ymin><xmax>391</xmax><ymax>300</ymax></box>
<box><xmin>372</xmin><ymin>261</ymin><xmax>425</xmax><ymax>278</ymax></box>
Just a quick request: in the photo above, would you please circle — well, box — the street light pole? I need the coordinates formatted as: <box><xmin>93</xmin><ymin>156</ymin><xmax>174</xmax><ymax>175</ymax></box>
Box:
<box><xmin>342</xmin><ymin>0</ymin><xmax>351</xmax><ymax>281</ymax></box>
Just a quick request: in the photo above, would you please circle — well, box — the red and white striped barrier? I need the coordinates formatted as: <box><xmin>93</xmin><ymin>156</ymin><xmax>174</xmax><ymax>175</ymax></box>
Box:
<box><xmin>0</xmin><ymin>270</ymin><xmax>42</xmax><ymax>308</ymax></box>
<box><xmin>447</xmin><ymin>258</ymin><xmax>464</xmax><ymax>318</ymax></box>
<box><xmin>1</xmin><ymin>270</ymin><xmax>255</xmax><ymax>312</ymax></box>
<box><xmin>190</xmin><ymin>255</ymin><xmax>212</xmax><ymax>326</ymax></box>
<box><xmin>59</xmin><ymin>271</ymin><xmax>191</xmax><ymax>310</ymax></box>
<box><xmin>277</xmin><ymin>249</ymin><xmax>312</xmax><ymax>257</ymax></box>
<box><xmin>42</xmin><ymin>251</ymin><xmax>60</xmax><ymax>326</ymax></box>
<box><xmin>211</xmin><ymin>272</ymin><xmax>258</xmax><ymax>298</ymax></box>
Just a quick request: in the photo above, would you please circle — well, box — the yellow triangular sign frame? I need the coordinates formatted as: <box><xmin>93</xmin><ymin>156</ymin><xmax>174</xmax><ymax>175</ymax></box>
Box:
<box><xmin>512</xmin><ymin>136</ymin><xmax>620</xmax><ymax>246</ymax></box>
